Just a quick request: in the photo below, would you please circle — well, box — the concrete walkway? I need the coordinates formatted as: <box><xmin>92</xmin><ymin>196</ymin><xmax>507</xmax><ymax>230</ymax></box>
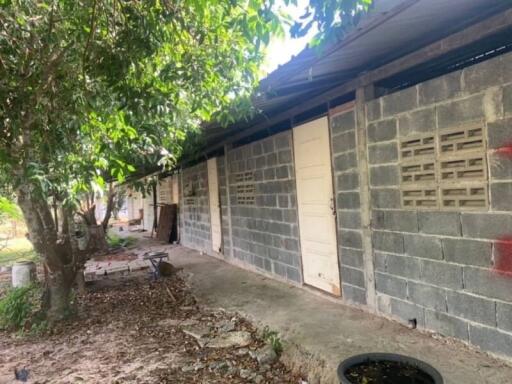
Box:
<box><xmin>150</xmin><ymin>243</ymin><xmax>512</xmax><ymax>383</ymax></box>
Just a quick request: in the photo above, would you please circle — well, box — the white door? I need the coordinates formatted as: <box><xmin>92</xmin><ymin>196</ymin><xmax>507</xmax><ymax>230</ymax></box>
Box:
<box><xmin>293</xmin><ymin>117</ymin><xmax>341</xmax><ymax>296</ymax></box>
<box><xmin>207</xmin><ymin>158</ymin><xmax>222</xmax><ymax>253</ymax></box>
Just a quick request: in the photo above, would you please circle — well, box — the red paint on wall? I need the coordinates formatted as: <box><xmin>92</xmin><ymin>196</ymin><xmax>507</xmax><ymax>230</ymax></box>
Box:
<box><xmin>494</xmin><ymin>236</ymin><xmax>512</xmax><ymax>277</ymax></box>
<box><xmin>494</xmin><ymin>144</ymin><xmax>512</xmax><ymax>158</ymax></box>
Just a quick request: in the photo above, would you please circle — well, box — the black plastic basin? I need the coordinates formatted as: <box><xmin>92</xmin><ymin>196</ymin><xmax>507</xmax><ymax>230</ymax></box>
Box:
<box><xmin>338</xmin><ymin>353</ymin><xmax>443</xmax><ymax>384</ymax></box>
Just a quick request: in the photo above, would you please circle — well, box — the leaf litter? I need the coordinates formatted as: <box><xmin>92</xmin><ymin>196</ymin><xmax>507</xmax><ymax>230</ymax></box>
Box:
<box><xmin>0</xmin><ymin>270</ymin><xmax>303</xmax><ymax>383</ymax></box>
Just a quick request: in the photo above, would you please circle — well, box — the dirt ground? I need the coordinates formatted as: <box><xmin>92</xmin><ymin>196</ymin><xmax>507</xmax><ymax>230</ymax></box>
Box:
<box><xmin>0</xmin><ymin>271</ymin><xmax>303</xmax><ymax>384</ymax></box>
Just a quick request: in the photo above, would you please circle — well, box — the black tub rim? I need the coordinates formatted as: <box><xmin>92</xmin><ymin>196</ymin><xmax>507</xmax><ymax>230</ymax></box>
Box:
<box><xmin>337</xmin><ymin>352</ymin><xmax>444</xmax><ymax>384</ymax></box>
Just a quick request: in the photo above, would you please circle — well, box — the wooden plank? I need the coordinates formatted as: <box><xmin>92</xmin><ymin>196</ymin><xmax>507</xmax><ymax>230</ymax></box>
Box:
<box><xmin>223</xmin><ymin>144</ymin><xmax>235</xmax><ymax>258</ymax></box>
<box><xmin>356</xmin><ymin>85</ymin><xmax>377</xmax><ymax>311</ymax></box>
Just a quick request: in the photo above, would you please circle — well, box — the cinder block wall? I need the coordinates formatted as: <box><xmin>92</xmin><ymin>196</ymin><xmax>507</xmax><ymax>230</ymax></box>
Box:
<box><xmin>180</xmin><ymin>162</ymin><xmax>212</xmax><ymax>253</ymax></box>
<box><xmin>330</xmin><ymin>109</ymin><xmax>367</xmax><ymax>305</ymax></box>
<box><xmin>226</xmin><ymin>132</ymin><xmax>302</xmax><ymax>283</ymax></box>
<box><xmin>367</xmin><ymin>51</ymin><xmax>512</xmax><ymax>358</ymax></box>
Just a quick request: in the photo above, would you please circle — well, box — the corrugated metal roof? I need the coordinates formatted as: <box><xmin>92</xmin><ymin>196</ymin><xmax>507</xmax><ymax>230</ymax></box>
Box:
<box><xmin>202</xmin><ymin>0</ymin><xmax>511</xmax><ymax>149</ymax></box>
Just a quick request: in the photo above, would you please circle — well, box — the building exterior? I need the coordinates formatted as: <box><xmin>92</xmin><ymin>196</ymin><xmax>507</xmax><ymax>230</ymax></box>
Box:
<box><xmin>129</xmin><ymin>0</ymin><xmax>512</xmax><ymax>360</ymax></box>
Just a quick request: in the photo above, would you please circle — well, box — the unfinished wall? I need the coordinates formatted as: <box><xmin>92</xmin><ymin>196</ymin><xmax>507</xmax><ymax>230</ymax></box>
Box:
<box><xmin>367</xmin><ymin>51</ymin><xmax>512</xmax><ymax>358</ymax></box>
<box><xmin>180</xmin><ymin>162</ymin><xmax>212</xmax><ymax>254</ymax></box>
<box><xmin>330</xmin><ymin>109</ymin><xmax>367</xmax><ymax>305</ymax></box>
<box><xmin>226</xmin><ymin>132</ymin><xmax>302</xmax><ymax>283</ymax></box>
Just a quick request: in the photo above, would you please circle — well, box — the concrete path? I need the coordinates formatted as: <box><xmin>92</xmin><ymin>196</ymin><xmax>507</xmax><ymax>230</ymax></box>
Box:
<box><xmin>163</xmin><ymin>245</ymin><xmax>512</xmax><ymax>384</ymax></box>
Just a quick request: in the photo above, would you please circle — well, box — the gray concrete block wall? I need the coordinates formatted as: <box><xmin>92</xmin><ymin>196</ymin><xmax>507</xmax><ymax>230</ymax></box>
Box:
<box><xmin>367</xmin><ymin>51</ymin><xmax>512</xmax><ymax>359</ymax></box>
<box><xmin>331</xmin><ymin>109</ymin><xmax>367</xmax><ymax>305</ymax></box>
<box><xmin>180</xmin><ymin>162</ymin><xmax>212</xmax><ymax>254</ymax></box>
<box><xmin>227</xmin><ymin>131</ymin><xmax>302</xmax><ymax>283</ymax></box>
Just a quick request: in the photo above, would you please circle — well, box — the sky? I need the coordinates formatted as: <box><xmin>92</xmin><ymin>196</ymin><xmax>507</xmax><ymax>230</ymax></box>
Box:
<box><xmin>262</xmin><ymin>0</ymin><xmax>318</xmax><ymax>74</ymax></box>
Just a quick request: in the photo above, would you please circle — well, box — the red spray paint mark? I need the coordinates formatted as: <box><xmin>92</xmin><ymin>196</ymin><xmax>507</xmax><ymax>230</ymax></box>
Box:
<box><xmin>494</xmin><ymin>144</ymin><xmax>512</xmax><ymax>158</ymax></box>
<box><xmin>492</xmin><ymin>143</ymin><xmax>512</xmax><ymax>277</ymax></box>
<box><xmin>494</xmin><ymin>236</ymin><xmax>512</xmax><ymax>278</ymax></box>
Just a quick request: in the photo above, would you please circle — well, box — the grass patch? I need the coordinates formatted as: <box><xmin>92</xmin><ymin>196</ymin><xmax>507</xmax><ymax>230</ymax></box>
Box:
<box><xmin>0</xmin><ymin>283</ymin><xmax>46</xmax><ymax>333</ymax></box>
<box><xmin>0</xmin><ymin>237</ymin><xmax>38</xmax><ymax>267</ymax></box>
<box><xmin>107</xmin><ymin>233</ymin><xmax>137</xmax><ymax>248</ymax></box>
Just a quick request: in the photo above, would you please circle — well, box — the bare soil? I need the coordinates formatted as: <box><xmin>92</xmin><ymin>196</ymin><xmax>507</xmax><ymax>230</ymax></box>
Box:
<box><xmin>0</xmin><ymin>272</ymin><xmax>302</xmax><ymax>383</ymax></box>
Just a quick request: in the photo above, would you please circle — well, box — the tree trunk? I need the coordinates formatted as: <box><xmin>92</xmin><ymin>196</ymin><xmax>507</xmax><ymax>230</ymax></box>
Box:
<box><xmin>101</xmin><ymin>183</ymin><xmax>116</xmax><ymax>232</ymax></box>
<box><xmin>17</xmin><ymin>185</ymin><xmax>78</xmax><ymax>323</ymax></box>
<box><xmin>44</xmin><ymin>268</ymin><xmax>75</xmax><ymax>322</ymax></box>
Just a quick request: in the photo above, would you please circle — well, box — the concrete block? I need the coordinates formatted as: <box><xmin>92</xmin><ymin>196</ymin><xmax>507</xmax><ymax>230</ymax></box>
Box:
<box><xmin>263</xmin><ymin>258</ymin><xmax>272</xmax><ymax>272</ymax></box>
<box><xmin>490</xmin><ymin>153</ymin><xmax>512</xmax><ymax>180</ymax></box>
<box><xmin>398</xmin><ymin>108</ymin><xmax>436</xmax><ymax>136</ymax></box>
<box><xmin>372</xmin><ymin>209</ymin><xmax>418</xmax><ymax>232</ymax></box>
<box><xmin>339</xmin><ymin>230</ymin><xmax>363</xmax><ymax>249</ymax></box>
<box><xmin>278</xmin><ymin>195</ymin><xmax>289</xmax><ymax>208</ymax></box>
<box><xmin>372</xmin><ymin>231</ymin><xmax>404</xmax><ymax>253</ymax></box>
<box><xmin>386</xmin><ymin>254</ymin><xmax>421</xmax><ymax>280</ymax></box>
<box><xmin>442</xmin><ymin>238</ymin><xmax>492</xmax><ymax>267</ymax></box>
<box><xmin>425</xmin><ymin>310</ymin><xmax>469</xmax><ymax>341</ymax></box>
<box><xmin>342</xmin><ymin>283</ymin><xmax>367</xmax><ymax>305</ymax></box>
<box><xmin>418</xmin><ymin>71</ymin><xmax>462</xmax><ymax>106</ymax></box>
<box><xmin>504</xmin><ymin>83</ymin><xmax>512</xmax><ymax>115</ymax></box>
<box><xmin>462</xmin><ymin>54</ymin><xmax>506</xmax><ymax>94</ymax></box>
<box><xmin>272</xmin><ymin>261</ymin><xmax>287</xmax><ymax>278</ymax></box>
<box><xmin>252</xmin><ymin>142</ymin><xmax>263</xmax><ymax>155</ymax></box>
<box><xmin>332</xmin><ymin>131</ymin><xmax>356</xmax><ymax>154</ymax></box>
<box><xmin>341</xmin><ymin>266</ymin><xmax>365</xmax><ymax>288</ymax></box>
<box><xmin>253</xmin><ymin>255</ymin><xmax>265</xmax><ymax>269</ymax></box>
<box><xmin>337</xmin><ymin>192</ymin><xmax>360</xmax><ymax>210</ymax></box>
<box><xmin>262</xmin><ymin>138</ymin><xmax>275</xmax><ymax>154</ymax></box>
<box><xmin>255</xmin><ymin>156</ymin><xmax>266</xmax><ymax>169</ymax></box>
<box><xmin>418</xmin><ymin>212</ymin><xmax>461</xmax><ymax>236</ymax></box>
<box><xmin>334</xmin><ymin>151</ymin><xmax>357</xmax><ymax>172</ymax></box>
<box><xmin>266</xmin><ymin>153</ymin><xmax>277</xmax><ymax>167</ymax></box>
<box><xmin>371</xmin><ymin>188</ymin><xmax>401</xmax><ymax>209</ymax></box>
<box><xmin>337</xmin><ymin>171</ymin><xmax>359</xmax><ymax>191</ymax></box>
<box><xmin>264</xmin><ymin>168</ymin><xmax>276</xmax><ymax>181</ymax></box>
<box><xmin>420</xmin><ymin>259</ymin><xmax>463</xmax><ymax>290</ymax></box>
<box><xmin>469</xmin><ymin>325</ymin><xmax>512</xmax><ymax>358</ymax></box>
<box><xmin>490</xmin><ymin>182</ymin><xmax>512</xmax><ymax>211</ymax></box>
<box><xmin>275</xmin><ymin>133</ymin><xmax>291</xmax><ymax>149</ymax></box>
<box><xmin>367</xmin><ymin>119</ymin><xmax>397</xmax><ymax>143</ymax></box>
<box><xmin>463</xmin><ymin>266</ymin><xmax>512</xmax><ymax>302</ymax></box>
<box><xmin>373</xmin><ymin>252</ymin><xmax>387</xmax><ymax>272</ymax></box>
<box><xmin>447</xmin><ymin>291</ymin><xmax>496</xmax><ymax>326</ymax></box>
<box><xmin>461</xmin><ymin>213</ymin><xmax>512</xmax><ymax>239</ymax></box>
<box><xmin>497</xmin><ymin>302</ymin><xmax>512</xmax><ymax>333</ymax></box>
<box><xmin>284</xmin><ymin>238</ymin><xmax>300</xmax><ymax>252</ymax></box>
<box><xmin>341</xmin><ymin>247</ymin><xmax>364</xmax><ymax>269</ymax></box>
<box><xmin>487</xmin><ymin>117</ymin><xmax>512</xmax><ymax>149</ymax></box>
<box><xmin>338</xmin><ymin>210</ymin><xmax>362</xmax><ymax>230</ymax></box>
<box><xmin>366</xmin><ymin>99</ymin><xmax>381</xmax><ymax>122</ymax></box>
<box><xmin>390</xmin><ymin>298</ymin><xmax>425</xmax><ymax>327</ymax></box>
<box><xmin>369</xmin><ymin>165</ymin><xmax>399</xmax><ymax>187</ymax></box>
<box><xmin>437</xmin><ymin>94</ymin><xmax>484</xmax><ymax>129</ymax></box>
<box><xmin>408</xmin><ymin>281</ymin><xmax>447</xmax><ymax>312</ymax></box>
<box><xmin>278</xmin><ymin>150</ymin><xmax>293</xmax><ymax>164</ymax></box>
<box><xmin>404</xmin><ymin>234</ymin><xmax>442</xmax><ymax>260</ymax></box>
<box><xmin>375</xmin><ymin>272</ymin><xmax>407</xmax><ymax>299</ymax></box>
<box><xmin>382</xmin><ymin>87</ymin><xmax>418</xmax><ymax>117</ymax></box>
<box><xmin>331</xmin><ymin>110</ymin><xmax>356</xmax><ymax>135</ymax></box>
<box><xmin>282</xmin><ymin>209</ymin><xmax>298</xmax><ymax>223</ymax></box>
<box><xmin>286</xmin><ymin>266</ymin><xmax>301</xmax><ymax>283</ymax></box>
<box><xmin>368</xmin><ymin>142</ymin><xmax>398</xmax><ymax>164</ymax></box>
<box><xmin>275</xmin><ymin>165</ymin><xmax>289</xmax><ymax>179</ymax></box>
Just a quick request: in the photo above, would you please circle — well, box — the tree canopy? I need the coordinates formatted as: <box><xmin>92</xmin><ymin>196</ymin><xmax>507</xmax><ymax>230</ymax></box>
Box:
<box><xmin>0</xmin><ymin>0</ymin><xmax>371</xmax><ymax>320</ymax></box>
